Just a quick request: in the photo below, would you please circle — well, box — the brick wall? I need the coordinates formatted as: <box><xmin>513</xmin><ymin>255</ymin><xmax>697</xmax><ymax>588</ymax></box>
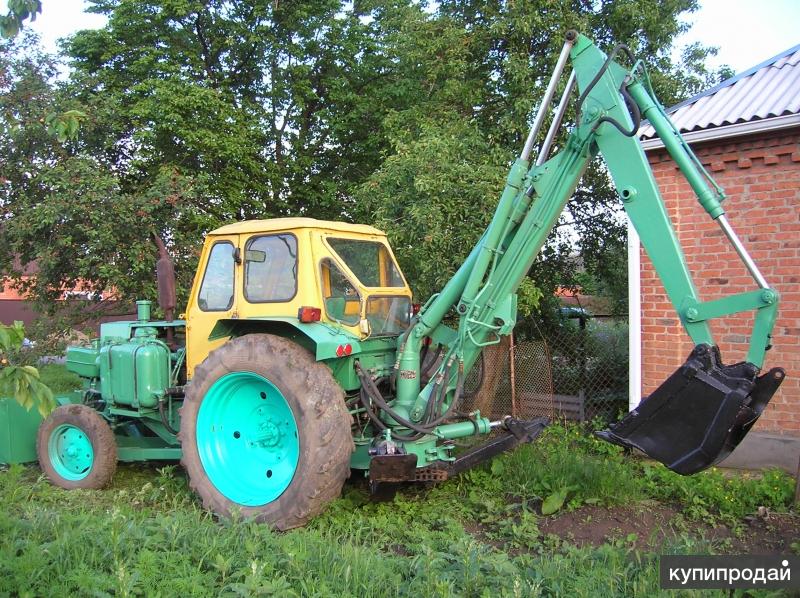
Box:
<box><xmin>641</xmin><ymin>129</ymin><xmax>800</xmax><ymax>435</ymax></box>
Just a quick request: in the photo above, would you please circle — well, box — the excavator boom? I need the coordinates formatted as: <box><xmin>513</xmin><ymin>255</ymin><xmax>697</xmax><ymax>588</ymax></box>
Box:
<box><xmin>387</xmin><ymin>31</ymin><xmax>784</xmax><ymax>475</ymax></box>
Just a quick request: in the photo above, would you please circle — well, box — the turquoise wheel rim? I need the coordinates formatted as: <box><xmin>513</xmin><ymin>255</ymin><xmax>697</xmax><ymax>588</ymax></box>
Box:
<box><xmin>48</xmin><ymin>424</ymin><xmax>94</xmax><ymax>481</ymax></box>
<box><xmin>196</xmin><ymin>372</ymin><xmax>300</xmax><ymax>506</ymax></box>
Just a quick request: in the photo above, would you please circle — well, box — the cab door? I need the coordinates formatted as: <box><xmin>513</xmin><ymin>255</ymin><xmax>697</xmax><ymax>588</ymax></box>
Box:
<box><xmin>185</xmin><ymin>234</ymin><xmax>240</xmax><ymax>378</ymax></box>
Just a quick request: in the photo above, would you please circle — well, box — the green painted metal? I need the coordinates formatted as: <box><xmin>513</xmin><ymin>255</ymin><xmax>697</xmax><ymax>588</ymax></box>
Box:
<box><xmin>459</xmin><ymin>159</ymin><xmax>530</xmax><ymax>308</ymax></box>
<box><xmin>56</xmin><ymin>392</ymin><xmax>83</xmax><ymax>407</ymax></box>
<box><xmin>116</xmin><ymin>435</ymin><xmax>182</xmax><ymax>461</ymax></box>
<box><xmin>99</xmin><ymin>318</ymin><xmax>185</xmax><ymax>344</ymax></box>
<box><xmin>627</xmin><ymin>81</ymin><xmax>725</xmax><ymax>219</ymax></box>
<box><xmin>196</xmin><ymin>372</ymin><xmax>299</xmax><ymax>506</ymax></box>
<box><xmin>99</xmin><ymin>327</ymin><xmax>170</xmax><ymax>408</ymax></box>
<box><xmin>748</xmin><ymin>301</ymin><xmax>779</xmax><ymax>367</ymax></box>
<box><xmin>679</xmin><ymin>283</ymin><xmax>778</xmax><ymax>368</ymax></box>
<box><xmin>349</xmin><ymin>414</ymin><xmax>492</xmax><ymax>470</ymax></box>
<box><xmin>65</xmin><ymin>342</ymin><xmax>100</xmax><ymax>378</ymax></box>
<box><xmin>48</xmin><ymin>423</ymin><xmax>94</xmax><ymax>480</ymax></box>
<box><xmin>209</xmin><ymin>316</ymin><xmax>362</xmax><ymax>361</ymax></box>
<box><xmin>136</xmin><ymin>299</ymin><xmax>152</xmax><ymax>322</ymax></box>
<box><xmin>568</xmin><ymin>37</ymin><xmax>715</xmax><ymax>350</ymax></box>
<box><xmin>0</xmin><ymin>398</ymin><xmax>43</xmax><ymax>464</ymax></box>
<box><xmin>207</xmin><ymin>316</ymin><xmax>397</xmax><ymax>390</ymax></box>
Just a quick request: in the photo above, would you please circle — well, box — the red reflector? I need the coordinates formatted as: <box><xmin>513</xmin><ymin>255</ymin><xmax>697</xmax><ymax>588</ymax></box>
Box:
<box><xmin>412</xmin><ymin>303</ymin><xmax>421</xmax><ymax>315</ymax></box>
<box><xmin>336</xmin><ymin>344</ymin><xmax>345</xmax><ymax>357</ymax></box>
<box><xmin>298</xmin><ymin>306</ymin><xmax>321</xmax><ymax>323</ymax></box>
<box><xmin>344</xmin><ymin>344</ymin><xmax>352</xmax><ymax>356</ymax></box>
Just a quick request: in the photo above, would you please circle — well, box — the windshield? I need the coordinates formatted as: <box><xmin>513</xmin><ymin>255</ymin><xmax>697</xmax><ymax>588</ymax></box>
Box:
<box><xmin>327</xmin><ymin>238</ymin><xmax>405</xmax><ymax>288</ymax></box>
<box><xmin>367</xmin><ymin>296</ymin><xmax>411</xmax><ymax>336</ymax></box>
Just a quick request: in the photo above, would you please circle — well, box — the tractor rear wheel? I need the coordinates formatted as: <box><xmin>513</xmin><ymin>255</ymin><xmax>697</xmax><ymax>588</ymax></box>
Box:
<box><xmin>180</xmin><ymin>334</ymin><xmax>353</xmax><ymax>530</ymax></box>
<box><xmin>37</xmin><ymin>404</ymin><xmax>117</xmax><ymax>489</ymax></box>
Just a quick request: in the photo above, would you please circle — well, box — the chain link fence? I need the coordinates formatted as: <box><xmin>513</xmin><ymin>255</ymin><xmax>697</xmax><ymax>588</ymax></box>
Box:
<box><xmin>460</xmin><ymin>315</ymin><xmax>629</xmax><ymax>424</ymax></box>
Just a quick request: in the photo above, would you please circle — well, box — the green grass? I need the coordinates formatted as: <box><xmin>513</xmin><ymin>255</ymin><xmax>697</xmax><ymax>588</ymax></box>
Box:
<box><xmin>0</xmin><ymin>422</ymin><xmax>795</xmax><ymax>596</ymax></box>
<box><xmin>36</xmin><ymin>363</ymin><xmax>83</xmax><ymax>394</ymax></box>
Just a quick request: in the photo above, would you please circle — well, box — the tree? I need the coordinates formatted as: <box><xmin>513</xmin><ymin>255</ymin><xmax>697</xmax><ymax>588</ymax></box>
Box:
<box><xmin>0</xmin><ymin>33</ymin><xmax>209</xmax><ymax>312</ymax></box>
<box><xmin>0</xmin><ymin>0</ymin><xmax>41</xmax><ymax>39</ymax></box>
<box><xmin>0</xmin><ymin>0</ymin><xmax>732</xmax><ymax>321</ymax></box>
<box><xmin>359</xmin><ymin>0</ymin><xmax>732</xmax><ymax>313</ymax></box>
<box><xmin>1</xmin><ymin>1</ymin><xmax>430</xmax><ymax>315</ymax></box>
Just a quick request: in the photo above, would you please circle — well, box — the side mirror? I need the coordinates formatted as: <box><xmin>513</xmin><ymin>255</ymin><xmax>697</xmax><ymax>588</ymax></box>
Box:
<box><xmin>245</xmin><ymin>249</ymin><xmax>266</xmax><ymax>263</ymax></box>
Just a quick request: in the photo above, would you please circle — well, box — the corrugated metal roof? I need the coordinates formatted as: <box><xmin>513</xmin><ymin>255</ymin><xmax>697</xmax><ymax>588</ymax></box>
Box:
<box><xmin>639</xmin><ymin>43</ymin><xmax>800</xmax><ymax>140</ymax></box>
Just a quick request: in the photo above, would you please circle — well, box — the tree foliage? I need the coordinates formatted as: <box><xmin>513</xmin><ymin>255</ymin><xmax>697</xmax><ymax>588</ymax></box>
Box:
<box><xmin>0</xmin><ymin>0</ymin><xmax>732</xmax><ymax>321</ymax></box>
<box><xmin>0</xmin><ymin>321</ymin><xmax>55</xmax><ymax>417</ymax></box>
<box><xmin>0</xmin><ymin>0</ymin><xmax>41</xmax><ymax>38</ymax></box>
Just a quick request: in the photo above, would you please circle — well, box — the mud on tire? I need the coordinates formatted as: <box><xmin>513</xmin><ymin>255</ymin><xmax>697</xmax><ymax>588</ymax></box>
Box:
<box><xmin>180</xmin><ymin>334</ymin><xmax>353</xmax><ymax>530</ymax></box>
<box><xmin>37</xmin><ymin>404</ymin><xmax>118</xmax><ymax>490</ymax></box>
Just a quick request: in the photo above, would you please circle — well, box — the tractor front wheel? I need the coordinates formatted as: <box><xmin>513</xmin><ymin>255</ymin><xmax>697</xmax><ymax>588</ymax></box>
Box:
<box><xmin>37</xmin><ymin>404</ymin><xmax>118</xmax><ymax>489</ymax></box>
<box><xmin>180</xmin><ymin>334</ymin><xmax>353</xmax><ymax>530</ymax></box>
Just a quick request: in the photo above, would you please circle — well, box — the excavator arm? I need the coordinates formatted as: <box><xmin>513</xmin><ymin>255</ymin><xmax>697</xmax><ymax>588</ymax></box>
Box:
<box><xmin>368</xmin><ymin>31</ymin><xmax>784</xmax><ymax>478</ymax></box>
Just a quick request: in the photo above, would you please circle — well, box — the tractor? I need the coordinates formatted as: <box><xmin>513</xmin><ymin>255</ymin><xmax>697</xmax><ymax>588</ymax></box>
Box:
<box><xmin>35</xmin><ymin>32</ymin><xmax>785</xmax><ymax>529</ymax></box>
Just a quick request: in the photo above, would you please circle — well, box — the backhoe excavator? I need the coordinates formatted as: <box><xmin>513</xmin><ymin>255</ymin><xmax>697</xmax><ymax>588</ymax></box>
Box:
<box><xmin>34</xmin><ymin>31</ymin><xmax>784</xmax><ymax>530</ymax></box>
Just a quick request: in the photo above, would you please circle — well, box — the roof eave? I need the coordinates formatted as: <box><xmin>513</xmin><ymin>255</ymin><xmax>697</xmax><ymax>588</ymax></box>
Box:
<box><xmin>641</xmin><ymin>113</ymin><xmax>800</xmax><ymax>152</ymax></box>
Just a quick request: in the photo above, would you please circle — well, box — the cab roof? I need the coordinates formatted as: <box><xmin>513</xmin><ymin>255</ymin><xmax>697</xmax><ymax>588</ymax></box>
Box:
<box><xmin>208</xmin><ymin>217</ymin><xmax>386</xmax><ymax>237</ymax></box>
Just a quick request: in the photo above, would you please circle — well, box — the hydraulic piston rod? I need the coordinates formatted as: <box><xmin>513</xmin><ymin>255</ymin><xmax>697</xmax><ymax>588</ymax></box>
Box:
<box><xmin>521</xmin><ymin>31</ymin><xmax>578</xmax><ymax>162</ymax></box>
<box><xmin>536</xmin><ymin>70</ymin><xmax>577</xmax><ymax>166</ymax></box>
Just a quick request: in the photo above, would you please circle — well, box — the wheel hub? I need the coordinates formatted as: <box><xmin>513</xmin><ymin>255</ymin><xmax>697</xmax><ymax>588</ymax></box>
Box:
<box><xmin>48</xmin><ymin>424</ymin><xmax>94</xmax><ymax>480</ymax></box>
<box><xmin>250</xmin><ymin>415</ymin><xmax>284</xmax><ymax>448</ymax></box>
<box><xmin>196</xmin><ymin>372</ymin><xmax>300</xmax><ymax>506</ymax></box>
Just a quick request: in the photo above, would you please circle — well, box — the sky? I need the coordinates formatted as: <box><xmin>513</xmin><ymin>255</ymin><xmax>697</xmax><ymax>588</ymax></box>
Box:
<box><xmin>5</xmin><ymin>0</ymin><xmax>800</xmax><ymax>75</ymax></box>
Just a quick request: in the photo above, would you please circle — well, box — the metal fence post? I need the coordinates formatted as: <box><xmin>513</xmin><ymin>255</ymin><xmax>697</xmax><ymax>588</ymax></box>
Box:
<box><xmin>509</xmin><ymin>332</ymin><xmax>517</xmax><ymax>417</ymax></box>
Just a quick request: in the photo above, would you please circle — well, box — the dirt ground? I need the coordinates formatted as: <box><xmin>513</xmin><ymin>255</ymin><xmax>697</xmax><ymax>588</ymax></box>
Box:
<box><xmin>538</xmin><ymin>503</ymin><xmax>800</xmax><ymax>554</ymax></box>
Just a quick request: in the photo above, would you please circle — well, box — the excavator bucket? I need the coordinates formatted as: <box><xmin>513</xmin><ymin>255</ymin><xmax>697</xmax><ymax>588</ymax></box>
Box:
<box><xmin>596</xmin><ymin>344</ymin><xmax>785</xmax><ymax>475</ymax></box>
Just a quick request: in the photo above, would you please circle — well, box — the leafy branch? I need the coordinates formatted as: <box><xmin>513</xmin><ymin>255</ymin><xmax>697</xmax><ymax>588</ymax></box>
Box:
<box><xmin>0</xmin><ymin>0</ymin><xmax>41</xmax><ymax>39</ymax></box>
<box><xmin>0</xmin><ymin>321</ymin><xmax>55</xmax><ymax>417</ymax></box>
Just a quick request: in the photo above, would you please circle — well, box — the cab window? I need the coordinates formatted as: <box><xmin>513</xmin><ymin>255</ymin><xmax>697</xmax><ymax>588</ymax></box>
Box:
<box><xmin>367</xmin><ymin>296</ymin><xmax>411</xmax><ymax>336</ymax></box>
<box><xmin>320</xmin><ymin>258</ymin><xmax>360</xmax><ymax>326</ymax></box>
<box><xmin>327</xmin><ymin>238</ymin><xmax>404</xmax><ymax>287</ymax></box>
<box><xmin>244</xmin><ymin>234</ymin><xmax>298</xmax><ymax>302</ymax></box>
<box><xmin>198</xmin><ymin>242</ymin><xmax>235</xmax><ymax>311</ymax></box>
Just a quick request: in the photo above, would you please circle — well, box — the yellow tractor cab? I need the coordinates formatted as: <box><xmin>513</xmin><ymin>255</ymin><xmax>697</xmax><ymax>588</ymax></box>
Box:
<box><xmin>184</xmin><ymin>218</ymin><xmax>413</xmax><ymax>379</ymax></box>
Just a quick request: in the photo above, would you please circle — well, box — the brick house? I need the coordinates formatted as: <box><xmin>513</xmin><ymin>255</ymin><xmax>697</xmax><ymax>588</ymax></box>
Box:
<box><xmin>634</xmin><ymin>43</ymin><xmax>800</xmax><ymax>468</ymax></box>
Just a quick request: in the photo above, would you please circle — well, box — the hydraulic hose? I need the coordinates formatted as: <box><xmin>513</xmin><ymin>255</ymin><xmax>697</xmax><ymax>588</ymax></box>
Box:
<box><xmin>356</xmin><ymin>356</ymin><xmax>467</xmax><ymax>441</ymax></box>
<box><xmin>593</xmin><ymin>82</ymin><xmax>641</xmax><ymax>137</ymax></box>
<box><xmin>356</xmin><ymin>363</ymin><xmax>436</xmax><ymax>435</ymax></box>
<box><xmin>158</xmin><ymin>399</ymin><xmax>179</xmax><ymax>436</ymax></box>
<box><xmin>575</xmin><ymin>44</ymin><xmax>634</xmax><ymax>120</ymax></box>
<box><xmin>575</xmin><ymin>44</ymin><xmax>641</xmax><ymax>136</ymax></box>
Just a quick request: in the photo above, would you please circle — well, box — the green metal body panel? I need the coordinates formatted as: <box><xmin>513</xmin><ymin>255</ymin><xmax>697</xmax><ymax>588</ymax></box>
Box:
<box><xmin>208</xmin><ymin>317</ymin><xmax>397</xmax><ymax>390</ymax></box>
<box><xmin>65</xmin><ymin>343</ymin><xmax>101</xmax><ymax>378</ymax></box>
<box><xmin>56</xmin><ymin>392</ymin><xmax>83</xmax><ymax>407</ymax></box>
<box><xmin>116</xmin><ymin>436</ymin><xmax>182</xmax><ymax>461</ymax></box>
<box><xmin>0</xmin><ymin>398</ymin><xmax>42</xmax><ymax>464</ymax></box>
<box><xmin>209</xmin><ymin>316</ymin><xmax>362</xmax><ymax>361</ymax></box>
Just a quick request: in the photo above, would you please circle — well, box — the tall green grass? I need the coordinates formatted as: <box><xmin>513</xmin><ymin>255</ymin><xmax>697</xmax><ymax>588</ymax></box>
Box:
<box><xmin>1</xmin><ymin>422</ymin><xmax>794</xmax><ymax>596</ymax></box>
